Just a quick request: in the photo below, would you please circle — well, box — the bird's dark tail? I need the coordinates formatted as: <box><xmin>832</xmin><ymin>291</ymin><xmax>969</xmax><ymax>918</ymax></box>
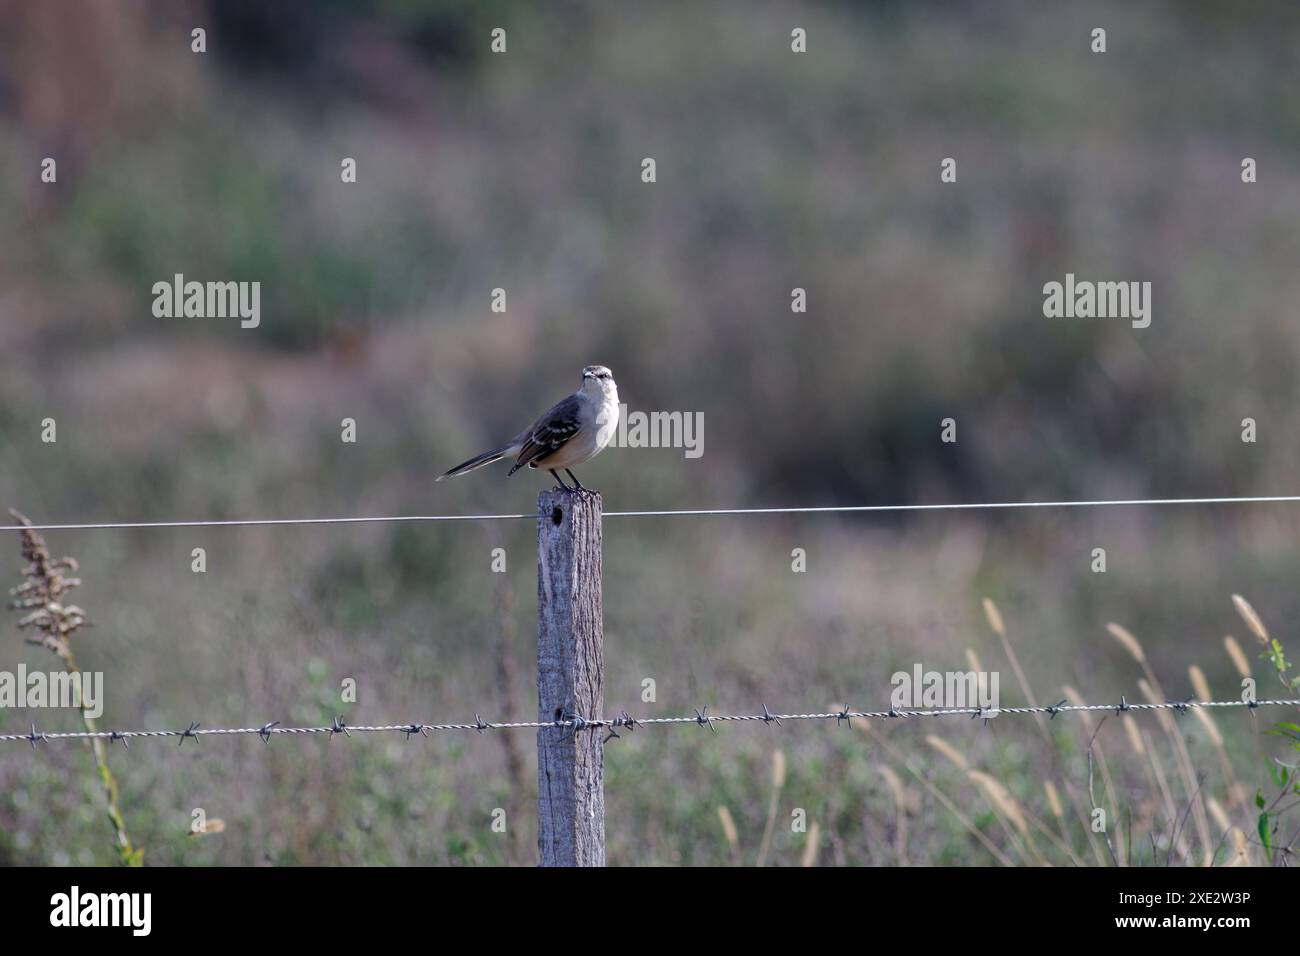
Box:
<box><xmin>436</xmin><ymin>445</ymin><xmax>511</xmax><ymax>481</ymax></box>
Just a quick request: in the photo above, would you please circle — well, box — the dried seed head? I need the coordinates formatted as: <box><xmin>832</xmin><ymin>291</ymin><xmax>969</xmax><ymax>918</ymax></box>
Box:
<box><xmin>1043</xmin><ymin>780</ymin><xmax>1064</xmax><ymax>819</ymax></box>
<box><xmin>1193</xmin><ymin>705</ymin><xmax>1223</xmax><ymax>747</ymax></box>
<box><xmin>1223</xmin><ymin>635</ymin><xmax>1251</xmax><ymax>678</ymax></box>
<box><xmin>188</xmin><ymin>818</ymin><xmax>227</xmax><ymax>838</ymax></box>
<box><xmin>1231</xmin><ymin>594</ymin><xmax>1269</xmax><ymax>645</ymax></box>
<box><xmin>771</xmin><ymin>749</ymin><xmax>786</xmax><ymax>789</ymax></box>
<box><xmin>968</xmin><ymin>770</ymin><xmax>1029</xmax><ymax>835</ymax></box>
<box><xmin>7</xmin><ymin>510</ymin><xmax>88</xmax><ymax>659</ymax></box>
<box><xmin>982</xmin><ymin>598</ymin><xmax>1005</xmax><ymax>638</ymax></box>
<box><xmin>716</xmin><ymin>806</ymin><xmax>739</xmax><ymax>848</ymax></box>
<box><xmin>1137</xmin><ymin>678</ymin><xmax>1160</xmax><ymax>706</ymax></box>
<box><xmin>1188</xmin><ymin>665</ymin><xmax>1212</xmax><ymax>701</ymax></box>
<box><xmin>800</xmin><ymin>821</ymin><xmax>821</xmax><ymax>867</ymax></box>
<box><xmin>876</xmin><ymin>764</ymin><xmax>917</xmax><ymax>814</ymax></box>
<box><xmin>1107</xmin><ymin>622</ymin><xmax>1146</xmax><ymax>663</ymax></box>
<box><xmin>1062</xmin><ymin>684</ymin><xmax>1095</xmax><ymax>733</ymax></box>
<box><xmin>926</xmin><ymin>734</ymin><xmax>970</xmax><ymax>771</ymax></box>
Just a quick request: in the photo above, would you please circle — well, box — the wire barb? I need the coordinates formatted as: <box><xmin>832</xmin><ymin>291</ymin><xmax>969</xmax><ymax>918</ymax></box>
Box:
<box><xmin>694</xmin><ymin>706</ymin><xmax>716</xmax><ymax>733</ymax></box>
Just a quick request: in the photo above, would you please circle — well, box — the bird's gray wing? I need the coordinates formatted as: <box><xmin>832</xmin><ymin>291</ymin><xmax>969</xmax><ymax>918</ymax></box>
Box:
<box><xmin>508</xmin><ymin>394</ymin><xmax>583</xmax><ymax>474</ymax></box>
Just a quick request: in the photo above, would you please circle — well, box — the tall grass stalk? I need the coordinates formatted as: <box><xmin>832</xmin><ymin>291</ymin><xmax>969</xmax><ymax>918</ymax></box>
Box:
<box><xmin>8</xmin><ymin>510</ymin><xmax>142</xmax><ymax>866</ymax></box>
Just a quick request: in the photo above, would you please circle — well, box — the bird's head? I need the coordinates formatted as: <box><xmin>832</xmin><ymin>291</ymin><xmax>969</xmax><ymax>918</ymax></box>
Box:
<box><xmin>581</xmin><ymin>365</ymin><xmax>617</xmax><ymax>398</ymax></box>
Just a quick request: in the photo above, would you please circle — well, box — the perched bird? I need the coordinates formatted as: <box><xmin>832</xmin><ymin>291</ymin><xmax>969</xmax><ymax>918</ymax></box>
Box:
<box><xmin>436</xmin><ymin>366</ymin><xmax>620</xmax><ymax>492</ymax></box>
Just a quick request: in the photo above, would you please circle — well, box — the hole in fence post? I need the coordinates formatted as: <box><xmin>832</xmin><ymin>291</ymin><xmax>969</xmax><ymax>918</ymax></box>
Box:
<box><xmin>551</xmin><ymin>506</ymin><xmax>563</xmax><ymax>525</ymax></box>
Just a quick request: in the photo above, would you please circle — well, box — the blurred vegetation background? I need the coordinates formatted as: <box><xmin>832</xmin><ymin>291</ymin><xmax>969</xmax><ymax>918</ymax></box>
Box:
<box><xmin>2</xmin><ymin>0</ymin><xmax>1299</xmax><ymax>865</ymax></box>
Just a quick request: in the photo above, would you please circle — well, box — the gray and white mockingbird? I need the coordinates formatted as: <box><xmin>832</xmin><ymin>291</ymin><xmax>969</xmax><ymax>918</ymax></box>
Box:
<box><xmin>436</xmin><ymin>365</ymin><xmax>620</xmax><ymax>493</ymax></box>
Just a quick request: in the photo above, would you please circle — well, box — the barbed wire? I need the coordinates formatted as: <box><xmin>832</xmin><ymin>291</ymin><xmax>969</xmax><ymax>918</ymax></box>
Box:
<box><xmin>6</xmin><ymin>493</ymin><xmax>1300</xmax><ymax>532</ymax></box>
<box><xmin>2</xmin><ymin>698</ymin><xmax>1295</xmax><ymax>748</ymax></box>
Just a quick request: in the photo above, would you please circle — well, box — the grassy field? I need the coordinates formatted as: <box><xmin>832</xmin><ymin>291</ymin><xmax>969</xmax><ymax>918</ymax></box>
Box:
<box><xmin>2</xmin><ymin>0</ymin><xmax>1300</xmax><ymax>865</ymax></box>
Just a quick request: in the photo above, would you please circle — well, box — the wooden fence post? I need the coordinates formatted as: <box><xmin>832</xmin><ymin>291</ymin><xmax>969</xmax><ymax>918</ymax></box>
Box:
<box><xmin>536</xmin><ymin>488</ymin><xmax>605</xmax><ymax>866</ymax></box>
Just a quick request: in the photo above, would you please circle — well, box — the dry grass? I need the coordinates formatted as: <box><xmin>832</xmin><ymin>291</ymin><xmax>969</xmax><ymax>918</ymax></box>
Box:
<box><xmin>716</xmin><ymin>804</ymin><xmax>740</xmax><ymax>865</ymax></box>
<box><xmin>7</xmin><ymin>510</ymin><xmax>141</xmax><ymax>866</ymax></box>
<box><xmin>820</xmin><ymin>595</ymin><xmax>1296</xmax><ymax>867</ymax></box>
<box><xmin>1231</xmin><ymin>594</ymin><xmax>1270</xmax><ymax>646</ymax></box>
<box><xmin>1224</xmin><ymin>636</ymin><xmax>1252</xmax><ymax>679</ymax></box>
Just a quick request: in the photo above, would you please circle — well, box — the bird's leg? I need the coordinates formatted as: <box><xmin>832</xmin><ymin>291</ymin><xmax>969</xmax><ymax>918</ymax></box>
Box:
<box><xmin>549</xmin><ymin>469</ymin><xmax>572</xmax><ymax>492</ymax></box>
<box><xmin>564</xmin><ymin>469</ymin><xmax>587</xmax><ymax>494</ymax></box>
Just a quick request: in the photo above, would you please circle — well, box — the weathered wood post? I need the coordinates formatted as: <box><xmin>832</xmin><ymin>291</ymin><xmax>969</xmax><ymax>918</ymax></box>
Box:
<box><xmin>536</xmin><ymin>488</ymin><xmax>604</xmax><ymax>866</ymax></box>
